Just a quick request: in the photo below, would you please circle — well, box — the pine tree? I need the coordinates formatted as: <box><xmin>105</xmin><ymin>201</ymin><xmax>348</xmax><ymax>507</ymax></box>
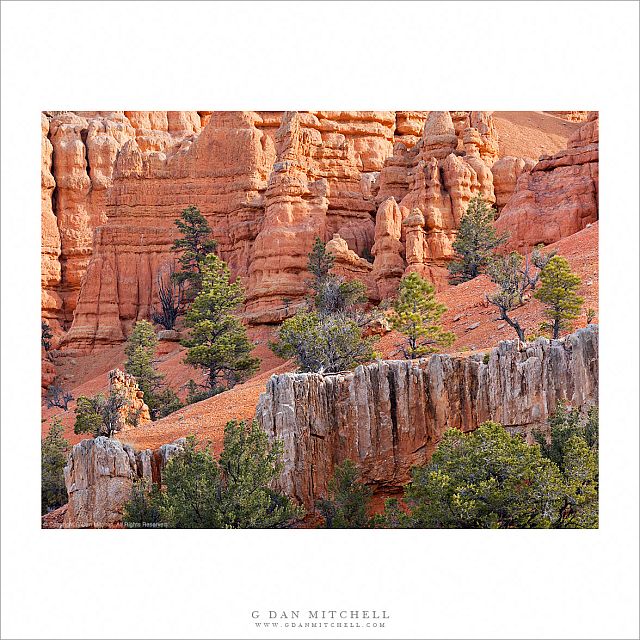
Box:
<box><xmin>391</xmin><ymin>272</ymin><xmax>455</xmax><ymax>358</ymax></box>
<box><xmin>534</xmin><ymin>403</ymin><xmax>599</xmax><ymax>528</ymax></box>
<box><xmin>125</xmin><ymin>422</ymin><xmax>302</xmax><ymax>529</ymax></box>
<box><xmin>534</xmin><ymin>255</ymin><xmax>584</xmax><ymax>339</ymax></box>
<box><xmin>448</xmin><ymin>196</ymin><xmax>508</xmax><ymax>284</ymax></box>
<box><xmin>41</xmin><ymin>419</ymin><xmax>70</xmax><ymax>514</ymax></box>
<box><xmin>171</xmin><ymin>205</ymin><xmax>218</xmax><ymax>298</ymax></box>
<box><xmin>182</xmin><ymin>254</ymin><xmax>259</xmax><ymax>390</ymax></box>
<box><xmin>307</xmin><ymin>236</ymin><xmax>334</xmax><ymax>283</ymax></box>
<box><xmin>125</xmin><ymin>320</ymin><xmax>183</xmax><ymax>419</ymax></box>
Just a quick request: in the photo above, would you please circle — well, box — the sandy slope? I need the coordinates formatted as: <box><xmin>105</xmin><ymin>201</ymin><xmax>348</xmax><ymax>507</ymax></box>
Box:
<box><xmin>493</xmin><ymin>111</ymin><xmax>582</xmax><ymax>159</ymax></box>
<box><xmin>43</xmin><ymin>223</ymin><xmax>598</xmax><ymax>452</ymax></box>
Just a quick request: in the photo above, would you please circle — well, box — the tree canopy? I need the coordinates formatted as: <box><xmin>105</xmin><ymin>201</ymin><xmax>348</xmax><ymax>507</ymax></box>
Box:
<box><xmin>391</xmin><ymin>272</ymin><xmax>455</xmax><ymax>358</ymax></box>
<box><xmin>448</xmin><ymin>196</ymin><xmax>508</xmax><ymax>284</ymax></box>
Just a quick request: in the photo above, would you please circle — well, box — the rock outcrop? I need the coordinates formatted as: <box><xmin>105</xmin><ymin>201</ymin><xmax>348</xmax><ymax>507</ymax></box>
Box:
<box><xmin>109</xmin><ymin>369</ymin><xmax>151</xmax><ymax>430</ymax></box>
<box><xmin>496</xmin><ymin>112</ymin><xmax>599</xmax><ymax>251</ymax></box>
<box><xmin>42</xmin><ymin>109</ymin><xmax>571</xmax><ymax>350</ymax></box>
<box><xmin>63</xmin><ymin>435</ymin><xmax>184</xmax><ymax>528</ymax></box>
<box><xmin>256</xmin><ymin>326</ymin><xmax>599</xmax><ymax>509</ymax></box>
<box><xmin>491</xmin><ymin>155</ymin><xmax>535</xmax><ymax>212</ymax></box>
<box><xmin>325</xmin><ymin>234</ymin><xmax>373</xmax><ymax>287</ymax></box>
<box><xmin>373</xmin><ymin>111</ymin><xmax>498</xmax><ymax>292</ymax></box>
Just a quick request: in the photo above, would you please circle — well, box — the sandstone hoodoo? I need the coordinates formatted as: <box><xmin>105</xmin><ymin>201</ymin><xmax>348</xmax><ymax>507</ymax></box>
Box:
<box><xmin>256</xmin><ymin>326</ymin><xmax>598</xmax><ymax>509</ymax></box>
<box><xmin>40</xmin><ymin>110</ymin><xmax>572</xmax><ymax>353</ymax></box>
<box><xmin>40</xmin><ymin>110</ymin><xmax>599</xmax><ymax>530</ymax></box>
<box><xmin>108</xmin><ymin>368</ymin><xmax>151</xmax><ymax>431</ymax></box>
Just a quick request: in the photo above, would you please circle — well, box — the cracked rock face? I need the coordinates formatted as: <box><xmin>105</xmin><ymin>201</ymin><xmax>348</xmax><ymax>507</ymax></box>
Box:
<box><xmin>256</xmin><ymin>326</ymin><xmax>598</xmax><ymax>508</ymax></box>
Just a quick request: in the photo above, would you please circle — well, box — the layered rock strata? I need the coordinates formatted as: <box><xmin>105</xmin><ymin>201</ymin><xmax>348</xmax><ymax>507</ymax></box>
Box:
<box><xmin>42</xmin><ymin>110</ymin><xmax>562</xmax><ymax>350</ymax></box>
<box><xmin>496</xmin><ymin>112</ymin><xmax>599</xmax><ymax>251</ymax></box>
<box><xmin>41</xmin><ymin>111</ymin><xmax>204</xmax><ymax>335</ymax></box>
<box><xmin>255</xmin><ymin>326</ymin><xmax>599</xmax><ymax>509</ymax></box>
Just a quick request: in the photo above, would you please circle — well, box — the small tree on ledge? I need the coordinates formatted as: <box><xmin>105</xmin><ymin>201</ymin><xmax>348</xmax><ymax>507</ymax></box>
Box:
<box><xmin>74</xmin><ymin>391</ymin><xmax>129</xmax><ymax>438</ymax></box>
<box><xmin>486</xmin><ymin>247</ymin><xmax>555</xmax><ymax>341</ymax></box>
<box><xmin>391</xmin><ymin>272</ymin><xmax>455</xmax><ymax>359</ymax></box>
<box><xmin>534</xmin><ymin>255</ymin><xmax>584</xmax><ymax>339</ymax></box>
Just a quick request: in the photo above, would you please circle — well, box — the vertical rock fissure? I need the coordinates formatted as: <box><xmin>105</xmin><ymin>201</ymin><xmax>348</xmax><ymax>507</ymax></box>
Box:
<box><xmin>387</xmin><ymin>367</ymin><xmax>399</xmax><ymax>459</ymax></box>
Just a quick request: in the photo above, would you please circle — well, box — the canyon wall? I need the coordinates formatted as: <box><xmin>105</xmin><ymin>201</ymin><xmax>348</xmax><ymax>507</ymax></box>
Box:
<box><xmin>41</xmin><ymin>111</ymin><xmax>204</xmax><ymax>337</ymax></box>
<box><xmin>255</xmin><ymin>326</ymin><xmax>599</xmax><ymax>509</ymax></box>
<box><xmin>42</xmin><ymin>110</ymin><xmax>511</xmax><ymax>351</ymax></box>
<box><xmin>496</xmin><ymin>112</ymin><xmax>599</xmax><ymax>251</ymax></box>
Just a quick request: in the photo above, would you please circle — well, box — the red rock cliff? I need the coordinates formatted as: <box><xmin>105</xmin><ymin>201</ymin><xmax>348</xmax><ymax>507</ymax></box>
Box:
<box><xmin>255</xmin><ymin>326</ymin><xmax>599</xmax><ymax>509</ymax></box>
<box><xmin>495</xmin><ymin>112</ymin><xmax>599</xmax><ymax>251</ymax></box>
<box><xmin>42</xmin><ymin>110</ymin><xmax>590</xmax><ymax>353</ymax></box>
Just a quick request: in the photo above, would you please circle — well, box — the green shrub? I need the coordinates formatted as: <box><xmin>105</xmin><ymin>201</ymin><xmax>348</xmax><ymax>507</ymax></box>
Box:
<box><xmin>123</xmin><ymin>420</ymin><xmax>303</xmax><ymax>529</ymax></box>
<box><xmin>404</xmin><ymin>422</ymin><xmax>566</xmax><ymax>528</ymax></box>
<box><xmin>41</xmin><ymin>419</ymin><xmax>70</xmax><ymax>514</ymax></box>
<box><xmin>316</xmin><ymin>460</ymin><xmax>372</xmax><ymax>528</ymax></box>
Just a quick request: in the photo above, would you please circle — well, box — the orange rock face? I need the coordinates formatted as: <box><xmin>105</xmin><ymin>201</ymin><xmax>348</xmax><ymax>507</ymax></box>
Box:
<box><xmin>43</xmin><ymin>111</ymin><xmax>200</xmax><ymax>335</ymax></box>
<box><xmin>496</xmin><ymin>113</ymin><xmax>599</xmax><ymax>251</ymax></box>
<box><xmin>491</xmin><ymin>156</ymin><xmax>535</xmax><ymax>212</ymax></box>
<box><xmin>41</xmin><ymin>115</ymin><xmax>63</xmax><ymax>335</ymax></box>
<box><xmin>43</xmin><ymin>110</ymin><xmax>590</xmax><ymax>352</ymax></box>
<box><xmin>372</xmin><ymin>111</ymin><xmax>497</xmax><ymax>293</ymax></box>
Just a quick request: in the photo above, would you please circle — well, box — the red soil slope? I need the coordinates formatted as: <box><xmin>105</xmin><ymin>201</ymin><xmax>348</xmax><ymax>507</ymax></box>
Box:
<box><xmin>43</xmin><ymin>223</ymin><xmax>598</xmax><ymax>453</ymax></box>
<box><xmin>493</xmin><ymin>111</ymin><xmax>582</xmax><ymax>159</ymax></box>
